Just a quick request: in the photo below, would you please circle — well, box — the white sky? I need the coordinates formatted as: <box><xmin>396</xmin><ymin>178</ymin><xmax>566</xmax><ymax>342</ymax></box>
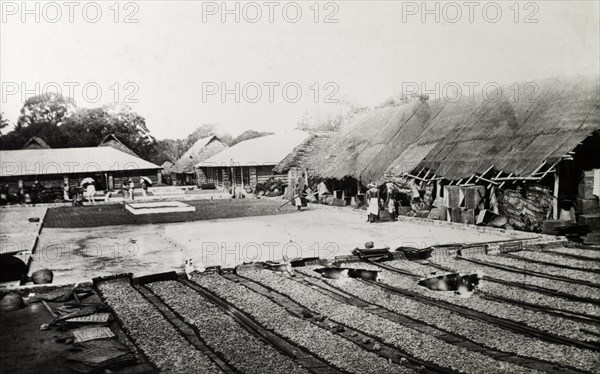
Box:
<box><xmin>1</xmin><ymin>1</ymin><xmax>599</xmax><ymax>139</ymax></box>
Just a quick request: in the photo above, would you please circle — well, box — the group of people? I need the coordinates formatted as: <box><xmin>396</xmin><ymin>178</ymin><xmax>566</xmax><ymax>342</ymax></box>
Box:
<box><xmin>0</xmin><ymin>181</ymin><xmax>43</xmax><ymax>205</ymax></box>
<box><xmin>366</xmin><ymin>182</ymin><xmax>399</xmax><ymax>223</ymax></box>
<box><xmin>121</xmin><ymin>178</ymin><xmax>150</xmax><ymax>200</ymax></box>
<box><xmin>1</xmin><ymin>177</ymin><xmax>152</xmax><ymax>207</ymax></box>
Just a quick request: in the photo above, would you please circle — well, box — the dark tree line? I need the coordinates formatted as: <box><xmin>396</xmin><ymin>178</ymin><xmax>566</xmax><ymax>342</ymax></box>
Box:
<box><xmin>0</xmin><ymin>94</ymin><xmax>157</xmax><ymax>161</ymax></box>
<box><xmin>1</xmin><ymin>93</ymin><xmax>361</xmax><ymax>166</ymax></box>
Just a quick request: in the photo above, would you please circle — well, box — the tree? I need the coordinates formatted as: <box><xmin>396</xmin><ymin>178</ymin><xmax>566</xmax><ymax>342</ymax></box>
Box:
<box><xmin>0</xmin><ymin>113</ymin><xmax>10</xmax><ymax>136</ymax></box>
<box><xmin>0</xmin><ymin>93</ymin><xmax>76</xmax><ymax>149</ymax></box>
<box><xmin>60</xmin><ymin>103</ymin><xmax>157</xmax><ymax>160</ymax></box>
<box><xmin>17</xmin><ymin>92</ymin><xmax>76</xmax><ymax>127</ymax></box>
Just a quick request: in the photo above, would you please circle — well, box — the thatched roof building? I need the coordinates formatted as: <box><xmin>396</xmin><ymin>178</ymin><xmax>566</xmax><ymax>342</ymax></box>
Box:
<box><xmin>172</xmin><ymin>135</ymin><xmax>226</xmax><ymax>174</ymax></box>
<box><xmin>22</xmin><ymin>137</ymin><xmax>51</xmax><ymax>149</ymax></box>
<box><xmin>98</xmin><ymin>134</ymin><xmax>138</xmax><ymax>157</ymax></box>
<box><xmin>313</xmin><ymin>77</ymin><xmax>600</xmax><ymax>184</ymax></box>
<box><xmin>273</xmin><ymin>132</ymin><xmax>335</xmax><ymax>174</ymax></box>
<box><xmin>161</xmin><ymin>160</ymin><xmax>174</xmax><ymax>174</ymax></box>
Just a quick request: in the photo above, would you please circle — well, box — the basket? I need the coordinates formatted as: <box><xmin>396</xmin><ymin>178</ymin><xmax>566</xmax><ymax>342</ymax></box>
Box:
<box><xmin>32</xmin><ymin>269</ymin><xmax>54</xmax><ymax>284</ymax></box>
<box><xmin>0</xmin><ymin>293</ymin><xmax>25</xmax><ymax>311</ymax></box>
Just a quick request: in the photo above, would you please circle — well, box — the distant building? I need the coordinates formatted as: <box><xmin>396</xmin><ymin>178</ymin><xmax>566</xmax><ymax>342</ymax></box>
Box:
<box><xmin>22</xmin><ymin>137</ymin><xmax>51</xmax><ymax>150</ymax></box>
<box><xmin>196</xmin><ymin>131</ymin><xmax>310</xmax><ymax>191</ymax></box>
<box><xmin>171</xmin><ymin>135</ymin><xmax>227</xmax><ymax>186</ymax></box>
<box><xmin>98</xmin><ymin>134</ymin><xmax>139</xmax><ymax>157</ymax></box>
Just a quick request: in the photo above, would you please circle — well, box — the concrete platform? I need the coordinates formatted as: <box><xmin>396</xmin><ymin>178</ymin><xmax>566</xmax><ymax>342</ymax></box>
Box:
<box><xmin>125</xmin><ymin>201</ymin><xmax>195</xmax><ymax>215</ymax></box>
<box><xmin>27</xmin><ymin>207</ymin><xmax>531</xmax><ymax>285</ymax></box>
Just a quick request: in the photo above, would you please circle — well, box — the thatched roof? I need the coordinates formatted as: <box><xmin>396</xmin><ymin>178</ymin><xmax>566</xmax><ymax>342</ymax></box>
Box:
<box><xmin>273</xmin><ymin>132</ymin><xmax>335</xmax><ymax>173</ymax></box>
<box><xmin>161</xmin><ymin>160</ymin><xmax>174</xmax><ymax>174</ymax></box>
<box><xmin>315</xmin><ymin>76</ymin><xmax>600</xmax><ymax>183</ymax></box>
<box><xmin>98</xmin><ymin>134</ymin><xmax>138</xmax><ymax>157</ymax></box>
<box><xmin>23</xmin><ymin>137</ymin><xmax>51</xmax><ymax>149</ymax></box>
<box><xmin>172</xmin><ymin>135</ymin><xmax>226</xmax><ymax>173</ymax></box>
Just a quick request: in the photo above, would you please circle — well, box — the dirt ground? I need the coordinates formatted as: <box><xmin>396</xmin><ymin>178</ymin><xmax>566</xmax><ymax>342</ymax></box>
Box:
<box><xmin>43</xmin><ymin>198</ymin><xmax>297</xmax><ymax>228</ymax></box>
<box><xmin>29</xmin><ymin>204</ymin><xmax>528</xmax><ymax>285</ymax></box>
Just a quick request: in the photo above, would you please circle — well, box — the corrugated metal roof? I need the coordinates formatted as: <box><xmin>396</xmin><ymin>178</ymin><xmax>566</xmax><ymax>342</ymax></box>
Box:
<box><xmin>197</xmin><ymin>131</ymin><xmax>311</xmax><ymax>168</ymax></box>
<box><xmin>0</xmin><ymin>147</ymin><xmax>161</xmax><ymax>177</ymax></box>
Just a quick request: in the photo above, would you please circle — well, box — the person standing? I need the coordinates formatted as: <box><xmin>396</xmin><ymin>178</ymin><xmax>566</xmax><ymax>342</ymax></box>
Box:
<box><xmin>63</xmin><ymin>183</ymin><xmax>70</xmax><ymax>201</ymax></box>
<box><xmin>141</xmin><ymin>179</ymin><xmax>148</xmax><ymax>197</ymax></box>
<box><xmin>30</xmin><ymin>180</ymin><xmax>41</xmax><ymax>206</ymax></box>
<box><xmin>294</xmin><ymin>184</ymin><xmax>308</xmax><ymax>211</ymax></box>
<box><xmin>386</xmin><ymin>182</ymin><xmax>398</xmax><ymax>221</ymax></box>
<box><xmin>366</xmin><ymin>183</ymin><xmax>380</xmax><ymax>223</ymax></box>
<box><xmin>0</xmin><ymin>184</ymin><xmax>9</xmax><ymax>205</ymax></box>
<box><xmin>129</xmin><ymin>179</ymin><xmax>135</xmax><ymax>200</ymax></box>
<box><xmin>121</xmin><ymin>181</ymin><xmax>129</xmax><ymax>200</ymax></box>
<box><xmin>18</xmin><ymin>186</ymin><xmax>25</xmax><ymax>205</ymax></box>
<box><xmin>86</xmin><ymin>182</ymin><xmax>96</xmax><ymax>204</ymax></box>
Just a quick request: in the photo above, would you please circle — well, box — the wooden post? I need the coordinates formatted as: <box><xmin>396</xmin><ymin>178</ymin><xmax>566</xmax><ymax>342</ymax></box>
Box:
<box><xmin>553</xmin><ymin>167</ymin><xmax>560</xmax><ymax>220</ymax></box>
<box><xmin>230</xmin><ymin>161</ymin><xmax>235</xmax><ymax>196</ymax></box>
<box><xmin>240</xmin><ymin>166</ymin><xmax>244</xmax><ymax>193</ymax></box>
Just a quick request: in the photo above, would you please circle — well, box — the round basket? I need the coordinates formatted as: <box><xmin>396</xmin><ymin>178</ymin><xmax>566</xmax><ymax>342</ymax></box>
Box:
<box><xmin>32</xmin><ymin>269</ymin><xmax>53</xmax><ymax>284</ymax></box>
<box><xmin>0</xmin><ymin>293</ymin><xmax>25</xmax><ymax>311</ymax></box>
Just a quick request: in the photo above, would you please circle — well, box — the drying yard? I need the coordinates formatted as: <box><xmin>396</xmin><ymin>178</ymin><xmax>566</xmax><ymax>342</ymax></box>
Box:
<box><xmin>91</xmin><ymin>242</ymin><xmax>600</xmax><ymax>374</ymax></box>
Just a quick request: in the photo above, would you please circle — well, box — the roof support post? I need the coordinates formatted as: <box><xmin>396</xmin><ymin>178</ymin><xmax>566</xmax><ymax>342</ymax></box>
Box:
<box><xmin>553</xmin><ymin>166</ymin><xmax>560</xmax><ymax>220</ymax></box>
<box><xmin>241</xmin><ymin>166</ymin><xmax>244</xmax><ymax>194</ymax></box>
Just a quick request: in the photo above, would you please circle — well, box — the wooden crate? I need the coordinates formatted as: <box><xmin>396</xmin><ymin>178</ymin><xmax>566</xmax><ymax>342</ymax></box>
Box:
<box><xmin>460</xmin><ymin>209</ymin><xmax>475</xmax><ymax>225</ymax></box>
<box><xmin>445</xmin><ymin>186</ymin><xmax>464</xmax><ymax>208</ymax></box>
<box><xmin>464</xmin><ymin>186</ymin><xmax>485</xmax><ymax>209</ymax></box>
<box><xmin>578</xmin><ymin>170</ymin><xmax>596</xmax><ymax>199</ymax></box>
<box><xmin>579</xmin><ymin>214</ymin><xmax>600</xmax><ymax>229</ymax></box>
<box><xmin>576</xmin><ymin>198</ymin><xmax>600</xmax><ymax>215</ymax></box>
<box><xmin>449</xmin><ymin>207</ymin><xmax>462</xmax><ymax>223</ymax></box>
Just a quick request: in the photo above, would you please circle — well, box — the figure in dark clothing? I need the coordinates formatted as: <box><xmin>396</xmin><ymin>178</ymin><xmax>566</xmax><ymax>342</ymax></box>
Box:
<box><xmin>18</xmin><ymin>186</ymin><xmax>25</xmax><ymax>205</ymax></box>
<box><xmin>294</xmin><ymin>185</ymin><xmax>309</xmax><ymax>211</ymax></box>
<box><xmin>0</xmin><ymin>184</ymin><xmax>9</xmax><ymax>205</ymax></box>
<box><xmin>31</xmin><ymin>181</ymin><xmax>41</xmax><ymax>206</ymax></box>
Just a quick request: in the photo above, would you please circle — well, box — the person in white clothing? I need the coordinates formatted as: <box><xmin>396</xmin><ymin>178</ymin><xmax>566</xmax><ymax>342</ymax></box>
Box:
<box><xmin>86</xmin><ymin>183</ymin><xmax>96</xmax><ymax>204</ymax></box>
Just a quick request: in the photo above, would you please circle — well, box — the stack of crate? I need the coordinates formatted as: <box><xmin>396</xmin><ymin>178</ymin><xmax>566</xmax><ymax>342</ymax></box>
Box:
<box><xmin>578</xmin><ymin>170</ymin><xmax>600</xmax><ymax>244</ymax></box>
<box><xmin>442</xmin><ymin>185</ymin><xmax>485</xmax><ymax>225</ymax></box>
